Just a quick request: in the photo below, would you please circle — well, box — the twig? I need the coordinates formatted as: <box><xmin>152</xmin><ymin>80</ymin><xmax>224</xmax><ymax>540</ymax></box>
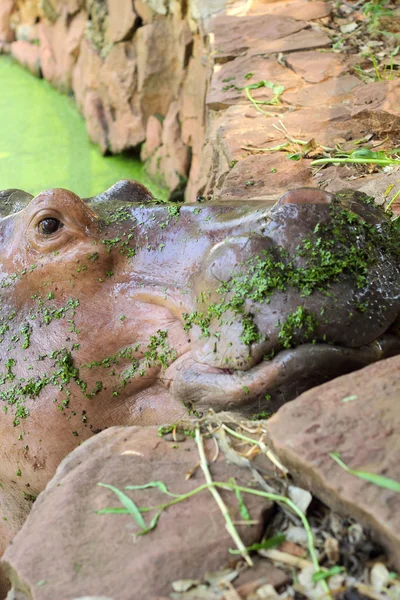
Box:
<box><xmin>259</xmin><ymin>548</ymin><xmax>313</xmax><ymax>569</ymax></box>
<box><xmin>195</xmin><ymin>426</ymin><xmax>253</xmax><ymax>566</ymax></box>
<box><xmin>221</xmin><ymin>424</ymin><xmax>289</xmax><ymax>474</ymax></box>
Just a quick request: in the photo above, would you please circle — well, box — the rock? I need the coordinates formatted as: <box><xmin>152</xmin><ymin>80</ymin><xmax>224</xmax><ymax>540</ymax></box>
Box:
<box><xmin>207</xmin><ymin>55</ymin><xmax>301</xmax><ymax>111</ymax></box>
<box><xmin>211</xmin><ymin>13</ymin><xmax>307</xmax><ymax>62</ymax></box>
<box><xmin>217</xmin><ymin>153</ymin><xmax>313</xmax><ymax>202</ymax></box>
<box><xmin>141</xmin><ymin>115</ymin><xmax>163</xmax><ymax>160</ymax></box>
<box><xmin>15</xmin><ymin>0</ymin><xmax>41</xmax><ymax>27</ymax></box>
<box><xmin>15</xmin><ymin>23</ymin><xmax>38</xmax><ymax>42</ymax></box>
<box><xmin>144</xmin><ymin>101</ymin><xmax>190</xmax><ymax>194</ymax></box>
<box><xmin>38</xmin><ymin>10</ymin><xmax>86</xmax><ymax>91</ymax></box>
<box><xmin>1</xmin><ymin>426</ymin><xmax>271</xmax><ymax>599</ymax></box>
<box><xmin>351</xmin><ymin>80</ymin><xmax>400</xmax><ymax>137</ymax></box>
<box><xmin>181</xmin><ymin>37</ymin><xmax>208</xmax><ymax>202</ymax></box>
<box><xmin>249</xmin><ymin>0</ymin><xmax>332</xmax><ymax>20</ymax></box>
<box><xmin>106</xmin><ymin>0</ymin><xmax>139</xmax><ymax>44</ymax></box>
<box><xmin>282</xmin><ymin>75</ymin><xmax>361</xmax><ymax>107</ymax></box>
<box><xmin>266</xmin><ymin>356</ymin><xmax>400</xmax><ymax>570</ymax></box>
<box><xmin>286</xmin><ymin>51</ymin><xmax>348</xmax><ymax>84</ymax></box>
<box><xmin>136</xmin><ymin>19</ymin><xmax>187</xmax><ymax>120</ymax></box>
<box><xmin>190</xmin><ymin>0</ymin><xmax>226</xmax><ymax>22</ymax></box>
<box><xmin>0</xmin><ymin>0</ymin><xmax>15</xmax><ymax>43</ymax></box>
<box><xmin>10</xmin><ymin>40</ymin><xmax>40</xmax><ymax>76</ymax></box>
<box><xmin>73</xmin><ymin>38</ymin><xmax>145</xmax><ymax>153</ymax></box>
<box><xmin>98</xmin><ymin>41</ymin><xmax>145</xmax><ymax>152</ymax></box>
<box><xmin>248</xmin><ymin>29</ymin><xmax>332</xmax><ymax>55</ymax></box>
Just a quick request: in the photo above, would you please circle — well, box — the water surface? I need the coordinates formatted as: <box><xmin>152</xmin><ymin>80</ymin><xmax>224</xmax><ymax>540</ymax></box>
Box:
<box><xmin>0</xmin><ymin>56</ymin><xmax>165</xmax><ymax>199</ymax></box>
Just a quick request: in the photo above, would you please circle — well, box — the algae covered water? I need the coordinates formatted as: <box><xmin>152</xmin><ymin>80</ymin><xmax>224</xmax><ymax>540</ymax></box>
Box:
<box><xmin>0</xmin><ymin>56</ymin><xmax>165</xmax><ymax>199</ymax></box>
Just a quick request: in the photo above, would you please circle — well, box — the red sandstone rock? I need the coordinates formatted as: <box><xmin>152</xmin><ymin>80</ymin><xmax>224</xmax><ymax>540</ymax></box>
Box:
<box><xmin>38</xmin><ymin>9</ymin><xmax>85</xmax><ymax>91</ymax></box>
<box><xmin>207</xmin><ymin>55</ymin><xmax>301</xmax><ymax>111</ymax></box>
<box><xmin>248</xmin><ymin>29</ymin><xmax>332</xmax><ymax>55</ymax></box>
<box><xmin>211</xmin><ymin>13</ymin><xmax>307</xmax><ymax>62</ymax></box>
<box><xmin>0</xmin><ymin>0</ymin><xmax>15</xmax><ymax>43</ymax></box>
<box><xmin>145</xmin><ymin>101</ymin><xmax>190</xmax><ymax>193</ymax></box>
<box><xmin>181</xmin><ymin>37</ymin><xmax>208</xmax><ymax>202</ymax></box>
<box><xmin>73</xmin><ymin>39</ymin><xmax>145</xmax><ymax>153</ymax></box>
<box><xmin>136</xmin><ymin>18</ymin><xmax>192</xmax><ymax>121</ymax></box>
<box><xmin>266</xmin><ymin>356</ymin><xmax>400</xmax><ymax>570</ymax></box>
<box><xmin>286</xmin><ymin>51</ymin><xmax>348</xmax><ymax>83</ymax></box>
<box><xmin>10</xmin><ymin>40</ymin><xmax>40</xmax><ymax>76</ymax></box>
<box><xmin>141</xmin><ymin>115</ymin><xmax>163</xmax><ymax>160</ymax></box>
<box><xmin>351</xmin><ymin>80</ymin><xmax>400</xmax><ymax>137</ymax></box>
<box><xmin>249</xmin><ymin>0</ymin><xmax>332</xmax><ymax>20</ymax></box>
<box><xmin>106</xmin><ymin>0</ymin><xmax>139</xmax><ymax>44</ymax></box>
<box><xmin>217</xmin><ymin>153</ymin><xmax>313</xmax><ymax>202</ymax></box>
<box><xmin>283</xmin><ymin>74</ymin><xmax>361</xmax><ymax>107</ymax></box>
<box><xmin>1</xmin><ymin>426</ymin><xmax>271</xmax><ymax>599</ymax></box>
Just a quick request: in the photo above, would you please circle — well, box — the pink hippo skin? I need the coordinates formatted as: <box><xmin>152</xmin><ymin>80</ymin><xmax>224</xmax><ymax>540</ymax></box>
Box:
<box><xmin>0</xmin><ymin>181</ymin><xmax>400</xmax><ymax>556</ymax></box>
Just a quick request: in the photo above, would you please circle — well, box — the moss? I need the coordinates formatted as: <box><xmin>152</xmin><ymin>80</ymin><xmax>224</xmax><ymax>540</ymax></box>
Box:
<box><xmin>277</xmin><ymin>307</ymin><xmax>319</xmax><ymax>349</ymax></box>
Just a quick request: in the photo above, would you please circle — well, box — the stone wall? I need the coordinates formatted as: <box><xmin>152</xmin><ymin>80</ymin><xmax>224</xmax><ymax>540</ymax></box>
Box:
<box><xmin>2</xmin><ymin>0</ymin><xmax>399</xmax><ymax>206</ymax></box>
<box><xmin>0</xmin><ymin>0</ymin><xmax>227</xmax><ymax>201</ymax></box>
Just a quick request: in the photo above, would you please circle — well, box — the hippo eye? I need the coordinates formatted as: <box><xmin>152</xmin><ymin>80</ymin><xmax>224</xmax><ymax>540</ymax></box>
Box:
<box><xmin>38</xmin><ymin>218</ymin><xmax>63</xmax><ymax>235</ymax></box>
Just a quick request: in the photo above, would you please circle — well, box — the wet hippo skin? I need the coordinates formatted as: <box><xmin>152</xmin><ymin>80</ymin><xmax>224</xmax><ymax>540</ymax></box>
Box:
<box><xmin>0</xmin><ymin>181</ymin><xmax>400</xmax><ymax>554</ymax></box>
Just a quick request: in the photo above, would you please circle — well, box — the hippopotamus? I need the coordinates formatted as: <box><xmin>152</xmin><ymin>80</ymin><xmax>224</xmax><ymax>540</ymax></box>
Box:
<box><xmin>0</xmin><ymin>180</ymin><xmax>400</xmax><ymax>555</ymax></box>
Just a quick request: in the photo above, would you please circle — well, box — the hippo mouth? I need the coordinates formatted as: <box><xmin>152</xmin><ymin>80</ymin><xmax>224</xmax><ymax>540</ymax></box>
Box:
<box><xmin>164</xmin><ymin>334</ymin><xmax>400</xmax><ymax>415</ymax></box>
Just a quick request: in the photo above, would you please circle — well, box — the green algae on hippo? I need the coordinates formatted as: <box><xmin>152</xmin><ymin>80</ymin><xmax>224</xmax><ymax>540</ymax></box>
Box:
<box><xmin>1</xmin><ymin>181</ymin><xmax>400</xmax><ymax>549</ymax></box>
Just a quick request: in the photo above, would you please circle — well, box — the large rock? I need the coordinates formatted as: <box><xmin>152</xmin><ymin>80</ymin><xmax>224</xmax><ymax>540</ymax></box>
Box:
<box><xmin>1</xmin><ymin>426</ymin><xmax>272</xmax><ymax>599</ymax></box>
<box><xmin>266</xmin><ymin>356</ymin><xmax>400</xmax><ymax>570</ymax></box>
<box><xmin>211</xmin><ymin>13</ymin><xmax>307</xmax><ymax>61</ymax></box>
<box><xmin>207</xmin><ymin>54</ymin><xmax>301</xmax><ymax>111</ymax></box>
<box><xmin>106</xmin><ymin>0</ymin><xmax>139</xmax><ymax>44</ymax></box>
<box><xmin>38</xmin><ymin>9</ymin><xmax>86</xmax><ymax>91</ymax></box>
<box><xmin>0</xmin><ymin>0</ymin><xmax>14</xmax><ymax>43</ymax></box>
<box><xmin>144</xmin><ymin>100</ymin><xmax>190</xmax><ymax>194</ymax></box>
<box><xmin>73</xmin><ymin>38</ymin><xmax>145</xmax><ymax>153</ymax></box>
<box><xmin>249</xmin><ymin>0</ymin><xmax>332</xmax><ymax>20</ymax></box>
<box><xmin>10</xmin><ymin>40</ymin><xmax>40</xmax><ymax>76</ymax></box>
<box><xmin>351</xmin><ymin>80</ymin><xmax>400</xmax><ymax>137</ymax></box>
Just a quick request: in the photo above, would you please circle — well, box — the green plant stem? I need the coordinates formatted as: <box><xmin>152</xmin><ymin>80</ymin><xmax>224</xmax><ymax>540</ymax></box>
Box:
<box><xmin>221</xmin><ymin>424</ymin><xmax>268</xmax><ymax>452</ymax></box>
<box><xmin>386</xmin><ymin>188</ymin><xmax>400</xmax><ymax>211</ymax></box>
<box><xmin>195</xmin><ymin>426</ymin><xmax>253</xmax><ymax>567</ymax></box>
<box><xmin>311</xmin><ymin>158</ymin><xmax>400</xmax><ymax>166</ymax></box>
<box><xmin>140</xmin><ymin>479</ymin><xmax>329</xmax><ymax>595</ymax></box>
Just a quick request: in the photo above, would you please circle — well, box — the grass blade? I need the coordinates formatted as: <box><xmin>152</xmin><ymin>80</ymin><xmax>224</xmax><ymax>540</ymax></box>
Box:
<box><xmin>329</xmin><ymin>453</ymin><xmax>400</xmax><ymax>492</ymax></box>
<box><xmin>96</xmin><ymin>507</ymin><xmax>129</xmax><ymax>515</ymax></box>
<box><xmin>230</xmin><ymin>477</ymin><xmax>251</xmax><ymax>521</ymax></box>
<box><xmin>97</xmin><ymin>483</ymin><xmax>146</xmax><ymax>529</ymax></box>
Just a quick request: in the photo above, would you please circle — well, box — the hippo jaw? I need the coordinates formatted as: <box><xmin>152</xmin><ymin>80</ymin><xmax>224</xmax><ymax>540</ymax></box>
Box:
<box><xmin>165</xmin><ymin>334</ymin><xmax>400</xmax><ymax>416</ymax></box>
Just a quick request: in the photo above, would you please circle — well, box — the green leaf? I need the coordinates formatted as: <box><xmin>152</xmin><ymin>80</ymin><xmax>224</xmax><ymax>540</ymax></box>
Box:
<box><xmin>312</xmin><ymin>566</ymin><xmax>345</xmax><ymax>582</ymax></box>
<box><xmin>124</xmin><ymin>480</ymin><xmax>180</xmax><ymax>497</ymax></box>
<box><xmin>230</xmin><ymin>478</ymin><xmax>251</xmax><ymax>521</ymax></box>
<box><xmin>96</xmin><ymin>507</ymin><xmax>129</xmax><ymax>515</ymax></box>
<box><xmin>97</xmin><ymin>483</ymin><xmax>147</xmax><ymax>529</ymax></box>
<box><xmin>288</xmin><ymin>153</ymin><xmax>303</xmax><ymax>161</ymax></box>
<box><xmin>329</xmin><ymin>453</ymin><xmax>400</xmax><ymax>493</ymax></box>
<box><xmin>350</xmin><ymin>148</ymin><xmax>376</xmax><ymax>159</ymax></box>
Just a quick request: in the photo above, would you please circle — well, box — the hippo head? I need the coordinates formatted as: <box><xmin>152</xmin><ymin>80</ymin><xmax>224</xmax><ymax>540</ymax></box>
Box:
<box><xmin>1</xmin><ymin>180</ymin><xmax>400</xmax><ymax>549</ymax></box>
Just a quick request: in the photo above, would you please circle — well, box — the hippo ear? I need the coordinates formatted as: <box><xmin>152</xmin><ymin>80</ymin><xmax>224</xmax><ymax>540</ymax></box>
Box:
<box><xmin>84</xmin><ymin>180</ymin><xmax>154</xmax><ymax>206</ymax></box>
<box><xmin>277</xmin><ymin>187</ymin><xmax>333</xmax><ymax>206</ymax></box>
<box><xmin>0</xmin><ymin>189</ymin><xmax>33</xmax><ymax>218</ymax></box>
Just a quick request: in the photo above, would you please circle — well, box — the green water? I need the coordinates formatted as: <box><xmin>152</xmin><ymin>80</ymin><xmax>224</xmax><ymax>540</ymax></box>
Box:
<box><xmin>0</xmin><ymin>56</ymin><xmax>166</xmax><ymax>199</ymax></box>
